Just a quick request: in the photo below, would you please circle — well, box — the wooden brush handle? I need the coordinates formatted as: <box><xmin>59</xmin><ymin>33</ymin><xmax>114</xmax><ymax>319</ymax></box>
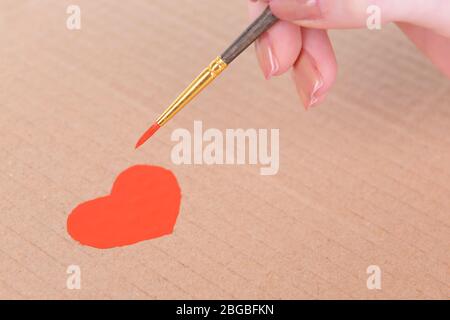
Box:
<box><xmin>221</xmin><ymin>7</ymin><xmax>279</xmax><ymax>65</ymax></box>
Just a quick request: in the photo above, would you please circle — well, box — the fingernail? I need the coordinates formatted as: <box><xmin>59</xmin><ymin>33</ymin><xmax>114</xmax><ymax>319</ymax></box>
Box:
<box><xmin>293</xmin><ymin>50</ymin><xmax>324</xmax><ymax>109</ymax></box>
<box><xmin>255</xmin><ymin>33</ymin><xmax>279</xmax><ymax>80</ymax></box>
<box><xmin>270</xmin><ymin>0</ymin><xmax>322</xmax><ymax>21</ymax></box>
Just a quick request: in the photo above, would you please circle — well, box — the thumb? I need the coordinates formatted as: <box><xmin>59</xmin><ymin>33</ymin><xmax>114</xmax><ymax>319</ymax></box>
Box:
<box><xmin>269</xmin><ymin>0</ymin><xmax>450</xmax><ymax>37</ymax></box>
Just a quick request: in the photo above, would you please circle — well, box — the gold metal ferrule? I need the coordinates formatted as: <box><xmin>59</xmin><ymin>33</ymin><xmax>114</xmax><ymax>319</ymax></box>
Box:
<box><xmin>156</xmin><ymin>56</ymin><xmax>227</xmax><ymax>126</ymax></box>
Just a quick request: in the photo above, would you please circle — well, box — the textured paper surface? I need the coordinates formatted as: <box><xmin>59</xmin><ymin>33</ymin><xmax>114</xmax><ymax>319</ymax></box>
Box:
<box><xmin>1</xmin><ymin>0</ymin><xmax>449</xmax><ymax>299</ymax></box>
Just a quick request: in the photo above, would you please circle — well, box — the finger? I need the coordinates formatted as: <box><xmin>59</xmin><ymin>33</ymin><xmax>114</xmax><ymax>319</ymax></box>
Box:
<box><xmin>292</xmin><ymin>28</ymin><xmax>337</xmax><ymax>109</ymax></box>
<box><xmin>269</xmin><ymin>0</ymin><xmax>450</xmax><ymax>37</ymax></box>
<box><xmin>398</xmin><ymin>23</ymin><xmax>450</xmax><ymax>78</ymax></box>
<box><xmin>248</xmin><ymin>0</ymin><xmax>302</xmax><ymax>79</ymax></box>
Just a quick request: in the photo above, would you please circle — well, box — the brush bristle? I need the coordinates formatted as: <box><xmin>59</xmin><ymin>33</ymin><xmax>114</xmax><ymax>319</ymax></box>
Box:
<box><xmin>135</xmin><ymin>123</ymin><xmax>160</xmax><ymax>149</ymax></box>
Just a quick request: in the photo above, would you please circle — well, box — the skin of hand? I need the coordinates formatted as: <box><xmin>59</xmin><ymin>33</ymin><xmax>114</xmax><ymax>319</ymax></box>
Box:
<box><xmin>249</xmin><ymin>0</ymin><xmax>450</xmax><ymax>108</ymax></box>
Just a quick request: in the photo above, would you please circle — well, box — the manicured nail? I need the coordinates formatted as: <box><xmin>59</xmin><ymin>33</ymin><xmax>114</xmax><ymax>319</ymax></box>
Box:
<box><xmin>293</xmin><ymin>50</ymin><xmax>324</xmax><ymax>109</ymax></box>
<box><xmin>270</xmin><ymin>0</ymin><xmax>322</xmax><ymax>21</ymax></box>
<box><xmin>255</xmin><ymin>33</ymin><xmax>279</xmax><ymax>80</ymax></box>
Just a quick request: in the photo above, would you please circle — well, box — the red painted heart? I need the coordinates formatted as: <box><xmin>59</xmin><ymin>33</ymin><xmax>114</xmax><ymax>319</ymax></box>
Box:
<box><xmin>67</xmin><ymin>165</ymin><xmax>181</xmax><ymax>249</ymax></box>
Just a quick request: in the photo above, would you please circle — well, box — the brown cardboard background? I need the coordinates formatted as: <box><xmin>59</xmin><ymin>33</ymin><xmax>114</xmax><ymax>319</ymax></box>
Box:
<box><xmin>0</xmin><ymin>0</ymin><xmax>449</xmax><ymax>299</ymax></box>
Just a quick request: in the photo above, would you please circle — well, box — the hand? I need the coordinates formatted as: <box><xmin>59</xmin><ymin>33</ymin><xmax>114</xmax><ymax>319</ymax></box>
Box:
<box><xmin>249</xmin><ymin>0</ymin><xmax>450</xmax><ymax>108</ymax></box>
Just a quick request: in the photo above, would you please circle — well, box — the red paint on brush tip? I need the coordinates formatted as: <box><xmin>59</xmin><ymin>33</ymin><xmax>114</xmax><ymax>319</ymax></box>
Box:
<box><xmin>135</xmin><ymin>123</ymin><xmax>160</xmax><ymax>149</ymax></box>
<box><xmin>67</xmin><ymin>165</ymin><xmax>181</xmax><ymax>249</ymax></box>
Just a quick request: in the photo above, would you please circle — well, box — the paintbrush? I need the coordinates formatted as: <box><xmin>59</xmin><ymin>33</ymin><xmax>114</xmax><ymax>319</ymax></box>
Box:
<box><xmin>135</xmin><ymin>7</ymin><xmax>279</xmax><ymax>149</ymax></box>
